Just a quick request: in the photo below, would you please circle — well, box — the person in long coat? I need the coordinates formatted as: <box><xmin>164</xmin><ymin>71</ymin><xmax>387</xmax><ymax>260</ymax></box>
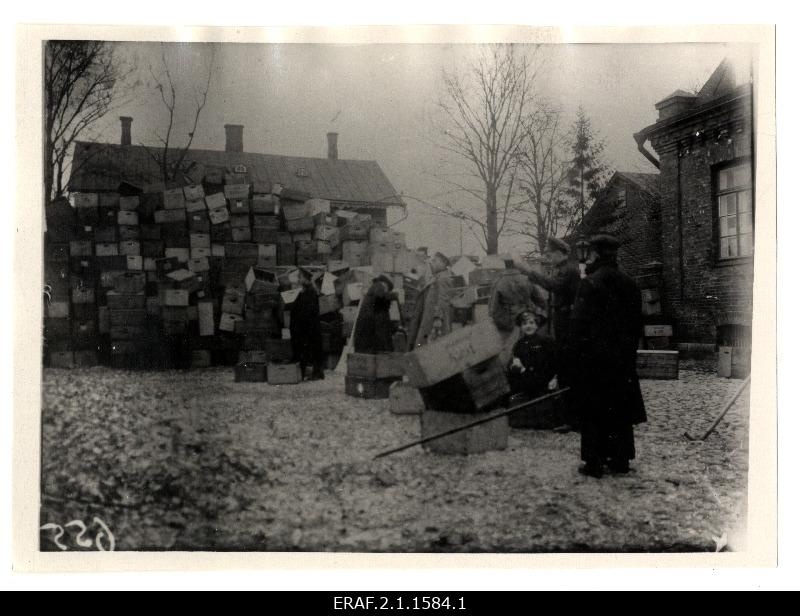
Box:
<box><xmin>289</xmin><ymin>268</ymin><xmax>325</xmax><ymax>380</ymax></box>
<box><xmin>406</xmin><ymin>252</ymin><xmax>453</xmax><ymax>349</ymax></box>
<box><xmin>569</xmin><ymin>234</ymin><xmax>647</xmax><ymax>478</ymax></box>
<box><xmin>352</xmin><ymin>274</ymin><xmax>398</xmax><ymax>354</ymax></box>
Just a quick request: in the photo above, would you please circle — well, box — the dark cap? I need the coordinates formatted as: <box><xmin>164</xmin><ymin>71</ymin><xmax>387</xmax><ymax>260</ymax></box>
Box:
<box><xmin>546</xmin><ymin>236</ymin><xmax>570</xmax><ymax>255</ymax></box>
<box><xmin>589</xmin><ymin>234</ymin><xmax>621</xmax><ymax>256</ymax></box>
<box><xmin>373</xmin><ymin>274</ymin><xmax>394</xmax><ymax>291</ymax></box>
<box><xmin>433</xmin><ymin>252</ymin><xmax>451</xmax><ymax>267</ymax></box>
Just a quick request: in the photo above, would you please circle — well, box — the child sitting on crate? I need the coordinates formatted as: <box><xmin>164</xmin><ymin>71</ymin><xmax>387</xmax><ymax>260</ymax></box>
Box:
<box><xmin>507</xmin><ymin>309</ymin><xmax>559</xmax><ymax>396</ymax></box>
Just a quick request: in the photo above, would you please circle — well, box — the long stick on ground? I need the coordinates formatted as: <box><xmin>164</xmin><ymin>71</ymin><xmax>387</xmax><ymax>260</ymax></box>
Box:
<box><xmin>683</xmin><ymin>375</ymin><xmax>751</xmax><ymax>442</ymax></box>
<box><xmin>373</xmin><ymin>387</ymin><xmax>570</xmax><ymax>460</ymax></box>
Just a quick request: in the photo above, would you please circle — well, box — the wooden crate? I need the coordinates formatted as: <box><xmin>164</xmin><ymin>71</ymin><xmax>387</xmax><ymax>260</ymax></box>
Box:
<box><xmin>268</xmin><ymin>362</ymin><xmax>303</xmax><ymax>385</ymax></box>
<box><xmin>240</xmin><ymin>350</ymin><xmax>268</xmax><ymax>364</ymax></box>
<box><xmin>229</xmin><ymin>199</ymin><xmax>250</xmax><ymax>216</ymax></box>
<box><xmin>419</xmin><ymin>356</ymin><xmax>509</xmax><ymax>414</ymax></box>
<box><xmin>404</xmin><ymin>320</ymin><xmax>503</xmax><ymax>388</ymax></box>
<box><xmin>205</xmin><ymin>192</ymin><xmax>227</xmax><ymax>210</ymax></box>
<box><xmin>389</xmin><ymin>381</ymin><xmax>424</xmax><ymax>415</ymax></box>
<box><xmin>117</xmin><ymin>210</ymin><xmax>139</xmax><ymax>226</ymax></box>
<box><xmin>224</xmin><ymin>184</ymin><xmax>251</xmax><ymax>200</ymax></box>
<box><xmin>48</xmin><ymin>351</ymin><xmax>75</xmax><ymax>369</ymax></box>
<box><xmin>69</xmin><ymin>240</ymin><xmax>93</xmax><ymax>257</ymax></box>
<box><xmin>106</xmin><ymin>291</ymin><xmax>146</xmax><ymax>311</ymax></box>
<box><xmin>643</xmin><ymin>324</ymin><xmax>673</xmax><ymax>338</ymax></box>
<box><xmin>636</xmin><ymin>350</ymin><xmax>679</xmax><ymax>380</ymax></box>
<box><xmin>234</xmin><ymin>362</ymin><xmax>267</xmax><ymax>382</ymax></box>
<box><xmin>345</xmin><ymin>375</ymin><xmax>395</xmax><ymax>399</ymax></box>
<box><xmin>209</xmin><ymin>206</ymin><xmax>230</xmax><ymax>225</ymax></box>
<box><xmin>420</xmin><ymin>408</ymin><xmax>509</xmax><ymax>455</ymax></box>
<box><xmin>264</xmin><ymin>338</ymin><xmax>294</xmax><ymax>363</ymax></box>
<box><xmin>507</xmin><ymin>391</ymin><xmax>568</xmax><ymax>430</ymax></box>
<box><xmin>375</xmin><ymin>352</ymin><xmax>406</xmax><ymax>379</ymax></box>
<box><xmin>186</xmin><ymin>198</ymin><xmax>207</xmax><ymax>214</ymax></box>
<box><xmin>282</xmin><ymin>202</ymin><xmax>313</xmax><ymax>221</ymax></box>
<box><xmin>114</xmin><ymin>272</ymin><xmax>146</xmax><ymax>294</ymax></box>
<box><xmin>347</xmin><ymin>353</ymin><xmax>377</xmax><ymax>378</ymax></box>
<box><xmin>154</xmin><ymin>209</ymin><xmax>186</xmax><ymax>224</ymax></box>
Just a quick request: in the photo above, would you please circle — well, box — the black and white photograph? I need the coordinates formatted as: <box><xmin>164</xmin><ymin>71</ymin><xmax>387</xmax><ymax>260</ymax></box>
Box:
<box><xmin>14</xmin><ymin>22</ymin><xmax>776</xmax><ymax>566</ymax></box>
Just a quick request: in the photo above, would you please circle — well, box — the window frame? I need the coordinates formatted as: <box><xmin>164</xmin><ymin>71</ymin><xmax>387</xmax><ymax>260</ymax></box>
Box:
<box><xmin>713</xmin><ymin>159</ymin><xmax>754</xmax><ymax>262</ymax></box>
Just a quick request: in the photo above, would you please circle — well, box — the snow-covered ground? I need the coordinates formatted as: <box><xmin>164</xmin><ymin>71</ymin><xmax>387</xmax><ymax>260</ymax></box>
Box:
<box><xmin>40</xmin><ymin>362</ymin><xmax>749</xmax><ymax>552</ymax></box>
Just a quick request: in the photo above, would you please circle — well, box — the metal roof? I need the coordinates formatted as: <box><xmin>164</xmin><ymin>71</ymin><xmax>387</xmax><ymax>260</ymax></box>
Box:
<box><xmin>68</xmin><ymin>141</ymin><xmax>405</xmax><ymax>207</ymax></box>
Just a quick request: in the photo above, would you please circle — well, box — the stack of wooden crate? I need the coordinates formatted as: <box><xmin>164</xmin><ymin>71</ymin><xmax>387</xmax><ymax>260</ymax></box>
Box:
<box><xmin>345</xmin><ymin>352</ymin><xmax>406</xmax><ymax>399</ymax></box>
<box><xmin>44</xmin><ymin>166</ymin><xmax>421</xmax><ymax>372</ymax></box>
<box><xmin>404</xmin><ymin>320</ymin><xmax>510</xmax><ymax>454</ymax></box>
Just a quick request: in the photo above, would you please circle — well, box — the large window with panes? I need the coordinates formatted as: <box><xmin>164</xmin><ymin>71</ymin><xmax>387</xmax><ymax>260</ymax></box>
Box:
<box><xmin>716</xmin><ymin>161</ymin><xmax>753</xmax><ymax>260</ymax></box>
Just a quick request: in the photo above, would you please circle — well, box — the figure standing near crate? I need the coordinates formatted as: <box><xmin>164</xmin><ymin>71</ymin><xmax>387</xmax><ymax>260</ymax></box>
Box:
<box><xmin>514</xmin><ymin>237</ymin><xmax>582</xmax><ymax>432</ymax></box>
<box><xmin>507</xmin><ymin>309</ymin><xmax>559</xmax><ymax>396</ymax></box>
<box><xmin>488</xmin><ymin>266</ymin><xmax>547</xmax><ymax>365</ymax></box>
<box><xmin>569</xmin><ymin>234</ymin><xmax>646</xmax><ymax>478</ymax></box>
<box><xmin>406</xmin><ymin>252</ymin><xmax>453</xmax><ymax>348</ymax></box>
<box><xmin>352</xmin><ymin>274</ymin><xmax>399</xmax><ymax>354</ymax></box>
<box><xmin>290</xmin><ymin>267</ymin><xmax>325</xmax><ymax>381</ymax></box>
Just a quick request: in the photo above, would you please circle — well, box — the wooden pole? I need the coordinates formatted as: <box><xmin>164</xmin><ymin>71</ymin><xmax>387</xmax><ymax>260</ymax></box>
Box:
<box><xmin>373</xmin><ymin>388</ymin><xmax>570</xmax><ymax>460</ymax></box>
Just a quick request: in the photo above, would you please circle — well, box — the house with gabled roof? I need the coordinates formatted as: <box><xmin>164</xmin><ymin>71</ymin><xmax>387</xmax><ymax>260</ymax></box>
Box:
<box><xmin>571</xmin><ymin>170</ymin><xmax>662</xmax><ymax>278</ymax></box>
<box><xmin>68</xmin><ymin>121</ymin><xmax>405</xmax><ymax>226</ymax></box>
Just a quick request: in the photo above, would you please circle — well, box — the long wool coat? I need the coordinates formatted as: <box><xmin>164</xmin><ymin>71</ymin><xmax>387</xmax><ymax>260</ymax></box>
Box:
<box><xmin>569</xmin><ymin>259</ymin><xmax>647</xmax><ymax>461</ymax></box>
<box><xmin>352</xmin><ymin>282</ymin><xmax>396</xmax><ymax>353</ymax></box>
<box><xmin>406</xmin><ymin>272</ymin><xmax>453</xmax><ymax>349</ymax></box>
<box><xmin>289</xmin><ymin>284</ymin><xmax>324</xmax><ymax>367</ymax></box>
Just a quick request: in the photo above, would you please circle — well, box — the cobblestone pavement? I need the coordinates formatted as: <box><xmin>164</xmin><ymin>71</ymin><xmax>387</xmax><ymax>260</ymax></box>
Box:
<box><xmin>40</xmin><ymin>361</ymin><xmax>749</xmax><ymax>552</ymax></box>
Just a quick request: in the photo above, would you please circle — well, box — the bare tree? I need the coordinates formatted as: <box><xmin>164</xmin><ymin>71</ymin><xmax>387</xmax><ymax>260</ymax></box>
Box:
<box><xmin>510</xmin><ymin>102</ymin><xmax>579</xmax><ymax>254</ymax></box>
<box><xmin>428</xmin><ymin>44</ymin><xmax>539</xmax><ymax>255</ymax></box>
<box><xmin>44</xmin><ymin>41</ymin><xmax>132</xmax><ymax>202</ymax></box>
<box><xmin>143</xmin><ymin>45</ymin><xmax>215</xmax><ymax>183</ymax></box>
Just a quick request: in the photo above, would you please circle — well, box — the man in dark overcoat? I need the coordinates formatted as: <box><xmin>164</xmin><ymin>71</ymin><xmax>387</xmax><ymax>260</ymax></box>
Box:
<box><xmin>569</xmin><ymin>234</ymin><xmax>646</xmax><ymax>478</ymax></box>
<box><xmin>352</xmin><ymin>274</ymin><xmax>398</xmax><ymax>353</ymax></box>
<box><xmin>290</xmin><ymin>267</ymin><xmax>325</xmax><ymax>380</ymax></box>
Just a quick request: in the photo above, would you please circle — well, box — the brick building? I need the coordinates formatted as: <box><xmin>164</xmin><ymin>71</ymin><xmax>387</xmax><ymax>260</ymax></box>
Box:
<box><xmin>634</xmin><ymin>59</ymin><xmax>754</xmax><ymax>352</ymax></box>
<box><xmin>571</xmin><ymin>171</ymin><xmax>661</xmax><ymax>278</ymax></box>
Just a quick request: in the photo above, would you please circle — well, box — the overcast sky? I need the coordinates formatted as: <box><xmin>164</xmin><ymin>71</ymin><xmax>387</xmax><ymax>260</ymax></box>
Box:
<box><xmin>86</xmin><ymin>41</ymin><xmax>753</xmax><ymax>256</ymax></box>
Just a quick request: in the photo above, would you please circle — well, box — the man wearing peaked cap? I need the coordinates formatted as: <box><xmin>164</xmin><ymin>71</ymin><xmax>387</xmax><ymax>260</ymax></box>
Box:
<box><xmin>588</xmin><ymin>233</ymin><xmax>621</xmax><ymax>256</ymax></box>
<box><xmin>569</xmin><ymin>232</ymin><xmax>646</xmax><ymax>478</ymax></box>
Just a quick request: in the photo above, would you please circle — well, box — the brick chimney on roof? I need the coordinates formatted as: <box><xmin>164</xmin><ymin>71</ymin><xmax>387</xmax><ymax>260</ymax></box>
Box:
<box><xmin>327</xmin><ymin>132</ymin><xmax>339</xmax><ymax>160</ymax></box>
<box><xmin>225</xmin><ymin>124</ymin><xmax>244</xmax><ymax>153</ymax></box>
<box><xmin>120</xmin><ymin>116</ymin><xmax>132</xmax><ymax>146</ymax></box>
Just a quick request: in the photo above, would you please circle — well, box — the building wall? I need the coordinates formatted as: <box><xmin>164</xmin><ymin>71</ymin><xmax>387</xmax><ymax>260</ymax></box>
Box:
<box><xmin>649</xmin><ymin>98</ymin><xmax>754</xmax><ymax>343</ymax></box>
<box><xmin>616</xmin><ymin>185</ymin><xmax>662</xmax><ymax>278</ymax></box>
